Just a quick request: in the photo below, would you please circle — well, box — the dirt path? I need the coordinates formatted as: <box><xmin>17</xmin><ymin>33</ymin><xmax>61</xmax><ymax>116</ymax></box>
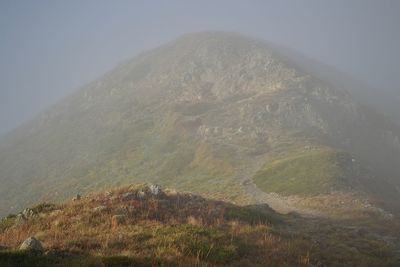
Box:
<box><xmin>232</xmin><ymin>153</ymin><xmax>320</xmax><ymax>216</ymax></box>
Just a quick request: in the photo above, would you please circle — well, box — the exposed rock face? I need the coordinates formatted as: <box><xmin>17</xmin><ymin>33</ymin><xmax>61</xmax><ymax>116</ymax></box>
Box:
<box><xmin>19</xmin><ymin>237</ymin><xmax>43</xmax><ymax>253</ymax></box>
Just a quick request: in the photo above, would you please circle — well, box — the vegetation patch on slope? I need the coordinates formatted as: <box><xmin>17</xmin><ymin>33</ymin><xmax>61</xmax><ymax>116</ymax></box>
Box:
<box><xmin>253</xmin><ymin>148</ymin><xmax>356</xmax><ymax>196</ymax></box>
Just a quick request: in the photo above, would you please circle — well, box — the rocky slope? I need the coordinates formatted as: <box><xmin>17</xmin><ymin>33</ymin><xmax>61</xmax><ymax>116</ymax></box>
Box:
<box><xmin>0</xmin><ymin>32</ymin><xmax>400</xmax><ymax>217</ymax></box>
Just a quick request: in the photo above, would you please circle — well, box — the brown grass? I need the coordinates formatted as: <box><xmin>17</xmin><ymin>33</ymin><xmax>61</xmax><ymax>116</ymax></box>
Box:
<box><xmin>0</xmin><ymin>184</ymin><xmax>399</xmax><ymax>266</ymax></box>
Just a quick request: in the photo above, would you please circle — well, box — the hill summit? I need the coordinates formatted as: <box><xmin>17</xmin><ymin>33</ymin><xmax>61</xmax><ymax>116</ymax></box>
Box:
<box><xmin>0</xmin><ymin>32</ymin><xmax>400</xmax><ymax>217</ymax></box>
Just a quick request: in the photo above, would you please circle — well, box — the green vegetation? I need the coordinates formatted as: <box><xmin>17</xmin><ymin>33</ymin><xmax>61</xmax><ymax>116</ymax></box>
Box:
<box><xmin>155</xmin><ymin>224</ymin><xmax>249</xmax><ymax>264</ymax></box>
<box><xmin>253</xmin><ymin>148</ymin><xmax>355</xmax><ymax>196</ymax></box>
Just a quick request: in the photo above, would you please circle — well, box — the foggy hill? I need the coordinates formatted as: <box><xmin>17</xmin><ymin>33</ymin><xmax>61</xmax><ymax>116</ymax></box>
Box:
<box><xmin>1</xmin><ymin>32</ymin><xmax>400</xmax><ymax>217</ymax></box>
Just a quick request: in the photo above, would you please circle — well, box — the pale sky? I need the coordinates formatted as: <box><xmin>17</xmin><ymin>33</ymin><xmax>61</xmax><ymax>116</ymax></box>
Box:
<box><xmin>1</xmin><ymin>0</ymin><xmax>399</xmax><ymax>135</ymax></box>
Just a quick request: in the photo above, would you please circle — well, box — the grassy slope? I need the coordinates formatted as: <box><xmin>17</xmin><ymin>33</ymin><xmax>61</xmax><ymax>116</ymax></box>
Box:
<box><xmin>253</xmin><ymin>148</ymin><xmax>356</xmax><ymax>196</ymax></box>
<box><xmin>0</xmin><ymin>109</ymin><xmax>248</xmax><ymax>217</ymax></box>
<box><xmin>1</xmin><ymin>184</ymin><xmax>398</xmax><ymax>267</ymax></box>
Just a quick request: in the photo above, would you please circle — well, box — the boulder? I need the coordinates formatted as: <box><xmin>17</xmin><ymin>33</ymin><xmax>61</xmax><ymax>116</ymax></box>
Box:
<box><xmin>19</xmin><ymin>237</ymin><xmax>43</xmax><ymax>253</ymax></box>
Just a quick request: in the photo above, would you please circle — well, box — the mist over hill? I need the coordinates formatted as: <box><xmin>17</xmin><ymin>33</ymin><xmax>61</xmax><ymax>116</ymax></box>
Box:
<box><xmin>0</xmin><ymin>32</ymin><xmax>400</xmax><ymax>218</ymax></box>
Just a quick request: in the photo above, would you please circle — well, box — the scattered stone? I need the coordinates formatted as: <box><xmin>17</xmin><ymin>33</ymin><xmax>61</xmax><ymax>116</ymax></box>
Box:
<box><xmin>122</xmin><ymin>192</ymin><xmax>136</xmax><ymax>201</ymax></box>
<box><xmin>72</xmin><ymin>194</ymin><xmax>81</xmax><ymax>201</ymax></box>
<box><xmin>111</xmin><ymin>215</ymin><xmax>127</xmax><ymax>229</ymax></box>
<box><xmin>149</xmin><ymin>184</ymin><xmax>162</xmax><ymax>196</ymax></box>
<box><xmin>22</xmin><ymin>208</ymin><xmax>34</xmax><ymax>218</ymax></box>
<box><xmin>93</xmin><ymin>205</ymin><xmax>110</xmax><ymax>213</ymax></box>
<box><xmin>19</xmin><ymin>237</ymin><xmax>43</xmax><ymax>253</ymax></box>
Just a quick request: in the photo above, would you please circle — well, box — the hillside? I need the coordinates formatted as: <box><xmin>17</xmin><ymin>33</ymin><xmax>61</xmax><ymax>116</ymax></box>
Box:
<box><xmin>1</xmin><ymin>184</ymin><xmax>399</xmax><ymax>266</ymax></box>
<box><xmin>1</xmin><ymin>32</ymin><xmax>400</xmax><ymax>217</ymax></box>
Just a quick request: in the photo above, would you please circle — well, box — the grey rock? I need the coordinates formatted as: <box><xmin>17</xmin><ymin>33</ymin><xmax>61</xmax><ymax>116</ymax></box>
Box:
<box><xmin>14</xmin><ymin>214</ymin><xmax>27</xmax><ymax>227</ymax></box>
<box><xmin>149</xmin><ymin>184</ymin><xmax>162</xmax><ymax>196</ymax></box>
<box><xmin>22</xmin><ymin>208</ymin><xmax>34</xmax><ymax>218</ymax></box>
<box><xmin>19</xmin><ymin>237</ymin><xmax>43</xmax><ymax>253</ymax></box>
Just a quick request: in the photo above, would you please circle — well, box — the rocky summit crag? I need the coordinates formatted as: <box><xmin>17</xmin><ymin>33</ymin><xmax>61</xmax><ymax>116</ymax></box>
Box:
<box><xmin>0</xmin><ymin>32</ymin><xmax>400</xmax><ymax>217</ymax></box>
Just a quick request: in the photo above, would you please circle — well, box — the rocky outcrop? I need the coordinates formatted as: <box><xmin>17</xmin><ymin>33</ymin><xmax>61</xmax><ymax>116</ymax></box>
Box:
<box><xmin>19</xmin><ymin>237</ymin><xmax>43</xmax><ymax>253</ymax></box>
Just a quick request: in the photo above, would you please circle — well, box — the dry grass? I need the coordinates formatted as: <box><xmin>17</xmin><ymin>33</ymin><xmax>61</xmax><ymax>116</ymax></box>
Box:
<box><xmin>0</xmin><ymin>184</ymin><xmax>399</xmax><ymax>266</ymax></box>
